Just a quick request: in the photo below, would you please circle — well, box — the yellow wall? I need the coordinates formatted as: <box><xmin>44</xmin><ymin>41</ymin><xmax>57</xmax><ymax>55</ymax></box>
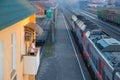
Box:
<box><xmin>0</xmin><ymin>14</ymin><xmax>36</xmax><ymax>80</ymax></box>
<box><xmin>29</xmin><ymin>14</ymin><xmax>36</xmax><ymax>23</ymax></box>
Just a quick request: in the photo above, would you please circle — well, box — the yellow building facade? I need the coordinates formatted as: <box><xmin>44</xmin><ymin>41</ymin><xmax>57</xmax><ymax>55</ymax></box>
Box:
<box><xmin>0</xmin><ymin>14</ymin><xmax>37</xmax><ymax>80</ymax></box>
<box><xmin>0</xmin><ymin>0</ymin><xmax>43</xmax><ymax>80</ymax></box>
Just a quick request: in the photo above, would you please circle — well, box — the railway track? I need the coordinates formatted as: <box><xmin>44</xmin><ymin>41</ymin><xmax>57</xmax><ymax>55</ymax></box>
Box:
<box><xmin>66</xmin><ymin>8</ymin><xmax>120</xmax><ymax>40</ymax></box>
<box><xmin>60</xmin><ymin>7</ymin><xmax>92</xmax><ymax>80</ymax></box>
<box><xmin>76</xmin><ymin>9</ymin><xmax>120</xmax><ymax>39</ymax></box>
<box><xmin>36</xmin><ymin>18</ymin><xmax>52</xmax><ymax>53</ymax></box>
<box><xmin>36</xmin><ymin>18</ymin><xmax>45</xmax><ymax>26</ymax></box>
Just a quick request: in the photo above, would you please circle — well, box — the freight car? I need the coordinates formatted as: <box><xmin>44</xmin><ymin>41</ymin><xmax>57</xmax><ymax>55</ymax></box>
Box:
<box><xmin>97</xmin><ymin>7</ymin><xmax>120</xmax><ymax>25</ymax></box>
<box><xmin>72</xmin><ymin>15</ymin><xmax>120</xmax><ymax>80</ymax></box>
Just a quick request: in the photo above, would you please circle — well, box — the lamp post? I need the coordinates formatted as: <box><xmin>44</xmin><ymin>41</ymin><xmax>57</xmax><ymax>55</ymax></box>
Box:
<box><xmin>50</xmin><ymin>5</ymin><xmax>57</xmax><ymax>43</ymax></box>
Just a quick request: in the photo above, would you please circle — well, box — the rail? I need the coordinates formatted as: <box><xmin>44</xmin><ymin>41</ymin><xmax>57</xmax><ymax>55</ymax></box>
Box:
<box><xmin>62</xmin><ymin>13</ymin><xmax>86</xmax><ymax>80</ymax></box>
<box><xmin>65</xmin><ymin>7</ymin><xmax>120</xmax><ymax>40</ymax></box>
<box><xmin>61</xmin><ymin>6</ymin><xmax>93</xmax><ymax>80</ymax></box>
<box><xmin>78</xmin><ymin>9</ymin><xmax>120</xmax><ymax>38</ymax></box>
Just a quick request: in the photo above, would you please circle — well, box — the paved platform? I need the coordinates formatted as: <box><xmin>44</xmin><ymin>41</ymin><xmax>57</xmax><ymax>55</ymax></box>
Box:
<box><xmin>36</xmin><ymin>12</ymin><xmax>85</xmax><ymax>80</ymax></box>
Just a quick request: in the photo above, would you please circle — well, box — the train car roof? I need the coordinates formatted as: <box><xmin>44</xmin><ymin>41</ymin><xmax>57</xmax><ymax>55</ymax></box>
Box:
<box><xmin>84</xmin><ymin>20</ymin><xmax>96</xmax><ymax>25</ymax></box>
<box><xmin>98</xmin><ymin>7</ymin><xmax>120</xmax><ymax>14</ymax></box>
<box><xmin>76</xmin><ymin>19</ymin><xmax>99</xmax><ymax>32</ymax></box>
<box><xmin>88</xmin><ymin>30</ymin><xmax>120</xmax><ymax>69</ymax></box>
<box><xmin>89</xmin><ymin>30</ymin><xmax>120</xmax><ymax>52</ymax></box>
<box><xmin>76</xmin><ymin>15</ymin><xmax>85</xmax><ymax>20</ymax></box>
<box><xmin>97</xmin><ymin>38</ymin><xmax>120</xmax><ymax>52</ymax></box>
<box><xmin>88</xmin><ymin>30</ymin><xmax>120</xmax><ymax>68</ymax></box>
<box><xmin>81</xmin><ymin>24</ymin><xmax>99</xmax><ymax>32</ymax></box>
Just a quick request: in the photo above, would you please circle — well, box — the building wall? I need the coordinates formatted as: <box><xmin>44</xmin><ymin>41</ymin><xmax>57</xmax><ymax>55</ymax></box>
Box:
<box><xmin>35</xmin><ymin>4</ymin><xmax>45</xmax><ymax>15</ymax></box>
<box><xmin>29</xmin><ymin>14</ymin><xmax>36</xmax><ymax>23</ymax></box>
<box><xmin>0</xmin><ymin>40</ymin><xmax>4</xmax><ymax>80</ymax></box>
<box><xmin>0</xmin><ymin>14</ymin><xmax>36</xmax><ymax>80</ymax></box>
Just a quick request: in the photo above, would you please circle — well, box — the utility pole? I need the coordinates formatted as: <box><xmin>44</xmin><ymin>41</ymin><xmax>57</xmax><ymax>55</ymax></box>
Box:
<box><xmin>51</xmin><ymin>5</ymin><xmax>57</xmax><ymax>43</ymax></box>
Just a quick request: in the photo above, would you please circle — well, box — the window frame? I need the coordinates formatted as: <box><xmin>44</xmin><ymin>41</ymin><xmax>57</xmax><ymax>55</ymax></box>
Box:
<box><xmin>0</xmin><ymin>41</ymin><xmax>4</xmax><ymax>80</ymax></box>
<box><xmin>10</xmin><ymin>33</ymin><xmax>16</xmax><ymax>76</ymax></box>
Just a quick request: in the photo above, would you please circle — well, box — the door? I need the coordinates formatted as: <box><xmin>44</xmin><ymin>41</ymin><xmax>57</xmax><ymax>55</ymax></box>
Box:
<box><xmin>0</xmin><ymin>41</ymin><xmax>4</xmax><ymax>80</ymax></box>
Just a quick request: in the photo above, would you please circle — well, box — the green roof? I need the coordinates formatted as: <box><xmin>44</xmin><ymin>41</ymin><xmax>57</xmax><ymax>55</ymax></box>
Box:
<box><xmin>0</xmin><ymin>0</ymin><xmax>38</xmax><ymax>30</ymax></box>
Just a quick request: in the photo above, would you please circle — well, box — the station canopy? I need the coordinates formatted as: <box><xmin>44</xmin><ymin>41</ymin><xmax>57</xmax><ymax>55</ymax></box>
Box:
<box><xmin>25</xmin><ymin>22</ymin><xmax>43</xmax><ymax>36</ymax></box>
<box><xmin>0</xmin><ymin>0</ymin><xmax>38</xmax><ymax>30</ymax></box>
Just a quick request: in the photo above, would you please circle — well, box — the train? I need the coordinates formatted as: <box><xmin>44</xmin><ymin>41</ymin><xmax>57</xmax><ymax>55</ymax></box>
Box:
<box><xmin>72</xmin><ymin>14</ymin><xmax>120</xmax><ymax>80</ymax></box>
<box><xmin>36</xmin><ymin>19</ymin><xmax>51</xmax><ymax>47</ymax></box>
<box><xmin>97</xmin><ymin>7</ymin><xmax>120</xmax><ymax>25</ymax></box>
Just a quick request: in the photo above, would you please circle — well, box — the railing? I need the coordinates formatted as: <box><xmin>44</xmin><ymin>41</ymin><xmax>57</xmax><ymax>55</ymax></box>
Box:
<box><xmin>23</xmin><ymin>48</ymin><xmax>40</xmax><ymax>75</ymax></box>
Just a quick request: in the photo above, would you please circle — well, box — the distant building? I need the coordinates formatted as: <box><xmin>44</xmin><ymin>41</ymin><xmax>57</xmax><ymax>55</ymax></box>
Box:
<box><xmin>0</xmin><ymin>0</ymin><xmax>42</xmax><ymax>80</ymax></box>
<box><xmin>35</xmin><ymin>4</ymin><xmax>45</xmax><ymax>17</ymax></box>
<box><xmin>92</xmin><ymin>0</ymin><xmax>107</xmax><ymax>3</ymax></box>
<box><xmin>29</xmin><ymin>0</ymin><xmax>57</xmax><ymax>18</ymax></box>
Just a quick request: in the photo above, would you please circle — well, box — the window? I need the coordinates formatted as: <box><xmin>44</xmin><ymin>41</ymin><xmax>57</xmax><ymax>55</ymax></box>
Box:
<box><xmin>0</xmin><ymin>41</ymin><xmax>4</xmax><ymax>80</ymax></box>
<box><xmin>105</xmin><ymin>76</ymin><xmax>110</xmax><ymax>80</ymax></box>
<box><xmin>94</xmin><ymin>58</ymin><xmax>97</xmax><ymax>69</ymax></box>
<box><xmin>11</xmin><ymin>33</ymin><xmax>16</xmax><ymax>73</ymax></box>
<box><xmin>95</xmin><ymin>58</ymin><xmax>97</xmax><ymax>68</ymax></box>
<box><xmin>13</xmin><ymin>75</ymin><xmax>17</xmax><ymax>80</ymax></box>
<box><xmin>96</xmin><ymin>43</ymin><xmax>104</xmax><ymax>50</ymax></box>
<box><xmin>20</xmin><ymin>28</ymin><xmax>24</xmax><ymax>60</ymax></box>
<box><xmin>98</xmin><ymin>59</ymin><xmax>102</xmax><ymax>74</ymax></box>
<box><xmin>102</xmin><ymin>70</ymin><xmax>105</xmax><ymax>80</ymax></box>
<box><xmin>87</xmin><ymin>44</ymin><xmax>90</xmax><ymax>55</ymax></box>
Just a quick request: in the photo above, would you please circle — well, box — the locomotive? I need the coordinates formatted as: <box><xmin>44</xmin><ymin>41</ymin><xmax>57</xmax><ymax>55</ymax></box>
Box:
<box><xmin>72</xmin><ymin>15</ymin><xmax>120</xmax><ymax>80</ymax></box>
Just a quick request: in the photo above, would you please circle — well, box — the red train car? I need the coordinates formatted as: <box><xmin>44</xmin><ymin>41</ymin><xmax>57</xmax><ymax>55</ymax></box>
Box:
<box><xmin>72</xmin><ymin>15</ymin><xmax>120</xmax><ymax>80</ymax></box>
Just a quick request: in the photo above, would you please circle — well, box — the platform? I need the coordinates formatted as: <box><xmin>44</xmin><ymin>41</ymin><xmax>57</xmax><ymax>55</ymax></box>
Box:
<box><xmin>35</xmin><ymin>12</ymin><xmax>91</xmax><ymax>80</ymax></box>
